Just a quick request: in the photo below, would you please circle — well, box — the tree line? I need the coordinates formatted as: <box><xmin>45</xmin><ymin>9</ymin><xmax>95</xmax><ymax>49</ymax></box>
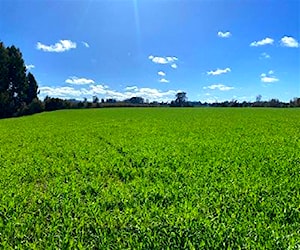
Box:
<box><xmin>43</xmin><ymin>94</ymin><xmax>300</xmax><ymax>110</ymax></box>
<box><xmin>0</xmin><ymin>42</ymin><xmax>299</xmax><ymax>118</ymax></box>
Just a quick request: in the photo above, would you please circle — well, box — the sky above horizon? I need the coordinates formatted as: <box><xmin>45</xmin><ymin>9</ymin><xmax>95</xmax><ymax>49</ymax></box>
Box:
<box><xmin>1</xmin><ymin>0</ymin><xmax>299</xmax><ymax>102</ymax></box>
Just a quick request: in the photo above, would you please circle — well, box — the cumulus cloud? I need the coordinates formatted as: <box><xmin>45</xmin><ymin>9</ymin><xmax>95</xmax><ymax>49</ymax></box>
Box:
<box><xmin>148</xmin><ymin>55</ymin><xmax>168</xmax><ymax>64</ymax></box>
<box><xmin>148</xmin><ymin>55</ymin><xmax>178</xmax><ymax>68</ymax></box>
<box><xmin>166</xmin><ymin>56</ymin><xmax>178</xmax><ymax>62</ymax></box>
<box><xmin>207</xmin><ymin>68</ymin><xmax>231</xmax><ymax>76</ymax></box>
<box><xmin>90</xmin><ymin>85</ymin><xmax>110</xmax><ymax>95</ymax></box>
<box><xmin>25</xmin><ymin>64</ymin><xmax>35</xmax><ymax>70</ymax></box>
<box><xmin>260</xmin><ymin>70</ymin><xmax>279</xmax><ymax>83</ymax></box>
<box><xmin>125</xmin><ymin>86</ymin><xmax>138</xmax><ymax>91</ymax></box>
<box><xmin>171</xmin><ymin>63</ymin><xmax>178</xmax><ymax>69</ymax></box>
<box><xmin>250</xmin><ymin>37</ymin><xmax>274</xmax><ymax>47</ymax></box>
<box><xmin>36</xmin><ymin>40</ymin><xmax>77</xmax><ymax>52</ymax></box>
<box><xmin>92</xmin><ymin>85</ymin><xmax>178</xmax><ymax>102</ymax></box>
<box><xmin>39</xmin><ymin>83</ymin><xmax>179</xmax><ymax>102</ymax></box>
<box><xmin>280</xmin><ymin>36</ymin><xmax>299</xmax><ymax>48</ymax></box>
<box><xmin>39</xmin><ymin>86</ymin><xmax>90</xmax><ymax>99</ymax></box>
<box><xmin>158</xmin><ymin>71</ymin><xmax>166</xmax><ymax>76</ymax></box>
<box><xmin>65</xmin><ymin>77</ymin><xmax>95</xmax><ymax>85</ymax></box>
<box><xmin>203</xmin><ymin>84</ymin><xmax>235</xmax><ymax>91</ymax></box>
<box><xmin>261</xmin><ymin>75</ymin><xmax>279</xmax><ymax>83</ymax></box>
<box><xmin>82</xmin><ymin>41</ymin><xmax>90</xmax><ymax>48</ymax></box>
<box><xmin>218</xmin><ymin>31</ymin><xmax>231</xmax><ymax>38</ymax></box>
<box><xmin>159</xmin><ymin>78</ymin><xmax>170</xmax><ymax>83</ymax></box>
<box><xmin>132</xmin><ymin>87</ymin><xmax>177</xmax><ymax>101</ymax></box>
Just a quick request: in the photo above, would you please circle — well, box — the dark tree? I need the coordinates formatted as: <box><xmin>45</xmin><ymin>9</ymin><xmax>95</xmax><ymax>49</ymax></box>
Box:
<box><xmin>170</xmin><ymin>92</ymin><xmax>189</xmax><ymax>107</ymax></box>
<box><xmin>44</xmin><ymin>96</ymin><xmax>70</xmax><ymax>111</ymax></box>
<box><xmin>290</xmin><ymin>97</ymin><xmax>300</xmax><ymax>107</ymax></box>
<box><xmin>25</xmin><ymin>72</ymin><xmax>39</xmax><ymax>104</ymax></box>
<box><xmin>268</xmin><ymin>98</ymin><xmax>280</xmax><ymax>107</ymax></box>
<box><xmin>0</xmin><ymin>42</ymin><xmax>11</xmax><ymax>117</ymax></box>
<box><xmin>7</xmin><ymin>45</ymin><xmax>27</xmax><ymax>107</ymax></box>
<box><xmin>0</xmin><ymin>42</ymin><xmax>40</xmax><ymax>118</ymax></box>
<box><xmin>0</xmin><ymin>42</ymin><xmax>9</xmax><ymax>92</ymax></box>
<box><xmin>93</xmin><ymin>96</ymin><xmax>99</xmax><ymax>103</ymax></box>
<box><xmin>175</xmin><ymin>92</ymin><xmax>187</xmax><ymax>106</ymax></box>
<box><xmin>124</xmin><ymin>96</ymin><xmax>144</xmax><ymax>104</ymax></box>
<box><xmin>106</xmin><ymin>98</ymin><xmax>116</xmax><ymax>103</ymax></box>
<box><xmin>256</xmin><ymin>94</ymin><xmax>262</xmax><ymax>102</ymax></box>
<box><xmin>175</xmin><ymin>92</ymin><xmax>187</xmax><ymax>103</ymax></box>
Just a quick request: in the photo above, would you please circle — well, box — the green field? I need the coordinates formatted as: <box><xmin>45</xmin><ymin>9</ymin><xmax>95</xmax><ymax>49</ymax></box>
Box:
<box><xmin>0</xmin><ymin>108</ymin><xmax>299</xmax><ymax>249</ymax></box>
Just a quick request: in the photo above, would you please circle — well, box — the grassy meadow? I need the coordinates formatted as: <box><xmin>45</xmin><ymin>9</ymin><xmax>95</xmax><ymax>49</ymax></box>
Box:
<box><xmin>0</xmin><ymin>108</ymin><xmax>299</xmax><ymax>249</ymax></box>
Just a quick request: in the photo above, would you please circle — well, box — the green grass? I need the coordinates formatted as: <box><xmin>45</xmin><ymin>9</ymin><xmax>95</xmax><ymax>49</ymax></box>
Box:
<box><xmin>0</xmin><ymin>108</ymin><xmax>299</xmax><ymax>249</ymax></box>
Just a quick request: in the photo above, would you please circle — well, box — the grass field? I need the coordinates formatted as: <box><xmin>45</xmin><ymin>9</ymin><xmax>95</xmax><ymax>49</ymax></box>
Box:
<box><xmin>0</xmin><ymin>108</ymin><xmax>299</xmax><ymax>249</ymax></box>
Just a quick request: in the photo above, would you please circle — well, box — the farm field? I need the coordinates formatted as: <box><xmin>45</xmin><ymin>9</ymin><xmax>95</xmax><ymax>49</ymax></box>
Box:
<box><xmin>0</xmin><ymin>108</ymin><xmax>299</xmax><ymax>249</ymax></box>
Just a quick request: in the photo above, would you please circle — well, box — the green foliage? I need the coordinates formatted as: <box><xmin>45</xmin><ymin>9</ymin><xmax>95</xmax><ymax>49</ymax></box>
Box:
<box><xmin>0</xmin><ymin>108</ymin><xmax>299</xmax><ymax>249</ymax></box>
<box><xmin>25</xmin><ymin>72</ymin><xmax>39</xmax><ymax>105</ymax></box>
<box><xmin>0</xmin><ymin>42</ymin><xmax>39</xmax><ymax>118</ymax></box>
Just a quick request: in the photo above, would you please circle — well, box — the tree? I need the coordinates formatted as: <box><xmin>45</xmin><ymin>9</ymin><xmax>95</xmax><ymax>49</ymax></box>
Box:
<box><xmin>44</xmin><ymin>96</ymin><xmax>69</xmax><ymax>111</ymax></box>
<box><xmin>256</xmin><ymin>94</ymin><xmax>262</xmax><ymax>102</ymax></box>
<box><xmin>25</xmin><ymin>72</ymin><xmax>39</xmax><ymax>104</ymax></box>
<box><xmin>92</xmin><ymin>96</ymin><xmax>99</xmax><ymax>103</ymax></box>
<box><xmin>0</xmin><ymin>42</ymin><xmax>11</xmax><ymax>117</ymax></box>
<box><xmin>173</xmin><ymin>92</ymin><xmax>187</xmax><ymax>106</ymax></box>
<box><xmin>269</xmin><ymin>98</ymin><xmax>280</xmax><ymax>107</ymax></box>
<box><xmin>0</xmin><ymin>42</ymin><xmax>40</xmax><ymax>117</ymax></box>
<box><xmin>175</xmin><ymin>92</ymin><xmax>187</xmax><ymax>103</ymax></box>
<box><xmin>0</xmin><ymin>42</ymin><xmax>9</xmax><ymax>93</ymax></box>
<box><xmin>124</xmin><ymin>97</ymin><xmax>144</xmax><ymax>104</ymax></box>
<box><xmin>290</xmin><ymin>97</ymin><xmax>300</xmax><ymax>107</ymax></box>
<box><xmin>7</xmin><ymin>45</ymin><xmax>27</xmax><ymax>107</ymax></box>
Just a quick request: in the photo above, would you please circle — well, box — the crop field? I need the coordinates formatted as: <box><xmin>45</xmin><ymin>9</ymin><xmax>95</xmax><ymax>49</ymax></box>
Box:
<box><xmin>0</xmin><ymin>108</ymin><xmax>299</xmax><ymax>249</ymax></box>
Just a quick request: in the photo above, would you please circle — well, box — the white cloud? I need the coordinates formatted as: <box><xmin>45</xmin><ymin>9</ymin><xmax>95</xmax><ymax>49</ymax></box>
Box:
<box><xmin>39</xmin><ymin>86</ymin><xmax>90</xmax><ymax>99</ymax></box>
<box><xmin>207</xmin><ymin>67</ymin><xmax>231</xmax><ymax>76</ymax></box>
<box><xmin>217</xmin><ymin>31</ymin><xmax>231</xmax><ymax>38</ymax></box>
<box><xmin>25</xmin><ymin>64</ymin><xmax>35</xmax><ymax>70</ymax></box>
<box><xmin>65</xmin><ymin>77</ymin><xmax>95</xmax><ymax>85</ymax></box>
<box><xmin>260</xmin><ymin>70</ymin><xmax>279</xmax><ymax>83</ymax></box>
<box><xmin>166</xmin><ymin>56</ymin><xmax>178</xmax><ymax>62</ymax></box>
<box><xmin>82</xmin><ymin>41</ymin><xmax>90</xmax><ymax>48</ymax></box>
<box><xmin>280</xmin><ymin>36</ymin><xmax>299</xmax><ymax>48</ymax></box>
<box><xmin>158</xmin><ymin>71</ymin><xmax>166</xmax><ymax>76</ymax></box>
<box><xmin>171</xmin><ymin>63</ymin><xmax>178</xmax><ymax>69</ymax></box>
<box><xmin>90</xmin><ymin>85</ymin><xmax>110</xmax><ymax>95</ymax></box>
<box><xmin>92</xmin><ymin>85</ymin><xmax>178</xmax><ymax>102</ymax></box>
<box><xmin>148</xmin><ymin>55</ymin><xmax>179</xmax><ymax>68</ymax></box>
<box><xmin>203</xmin><ymin>84</ymin><xmax>235</xmax><ymax>91</ymax></box>
<box><xmin>159</xmin><ymin>78</ymin><xmax>170</xmax><ymax>83</ymax></box>
<box><xmin>125</xmin><ymin>86</ymin><xmax>138</xmax><ymax>91</ymax></box>
<box><xmin>133</xmin><ymin>87</ymin><xmax>177</xmax><ymax>101</ymax></box>
<box><xmin>39</xmin><ymin>83</ymin><xmax>179</xmax><ymax>102</ymax></box>
<box><xmin>261</xmin><ymin>76</ymin><xmax>279</xmax><ymax>83</ymax></box>
<box><xmin>36</xmin><ymin>40</ymin><xmax>77</xmax><ymax>52</ymax></box>
<box><xmin>250</xmin><ymin>37</ymin><xmax>274</xmax><ymax>47</ymax></box>
<box><xmin>148</xmin><ymin>55</ymin><xmax>168</xmax><ymax>64</ymax></box>
<box><xmin>260</xmin><ymin>52</ymin><xmax>271</xmax><ymax>59</ymax></box>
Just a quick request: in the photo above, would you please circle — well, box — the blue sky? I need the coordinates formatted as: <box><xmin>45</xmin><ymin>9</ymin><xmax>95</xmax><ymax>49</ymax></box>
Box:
<box><xmin>1</xmin><ymin>0</ymin><xmax>299</xmax><ymax>102</ymax></box>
